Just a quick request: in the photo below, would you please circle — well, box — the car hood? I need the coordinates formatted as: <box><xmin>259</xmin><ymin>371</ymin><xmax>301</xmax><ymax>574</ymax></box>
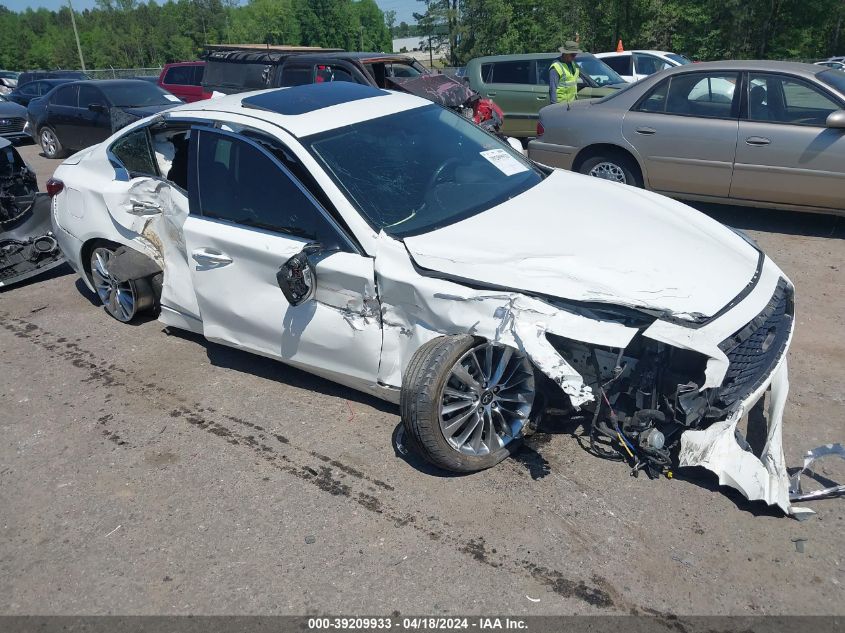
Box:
<box><xmin>402</xmin><ymin>170</ymin><xmax>760</xmax><ymax>320</ymax></box>
<box><xmin>0</xmin><ymin>100</ymin><xmax>26</xmax><ymax>117</ymax></box>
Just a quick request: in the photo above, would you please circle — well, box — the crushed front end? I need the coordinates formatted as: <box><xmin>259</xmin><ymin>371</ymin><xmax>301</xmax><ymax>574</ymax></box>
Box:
<box><xmin>547</xmin><ymin>273</ymin><xmax>797</xmax><ymax>513</ymax></box>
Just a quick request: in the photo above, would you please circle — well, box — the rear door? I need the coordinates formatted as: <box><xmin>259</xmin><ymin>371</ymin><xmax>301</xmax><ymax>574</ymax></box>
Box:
<box><xmin>160</xmin><ymin>65</ymin><xmax>201</xmax><ymax>102</ymax></box>
<box><xmin>478</xmin><ymin>60</ymin><xmax>537</xmax><ymax>137</ymax></box>
<box><xmin>621</xmin><ymin>71</ymin><xmax>740</xmax><ymax>196</ymax></box>
<box><xmin>182</xmin><ymin>127</ymin><xmax>383</xmax><ymax>387</ymax></box>
<box><xmin>76</xmin><ymin>84</ymin><xmax>111</xmax><ymax>147</ymax></box>
<box><xmin>48</xmin><ymin>84</ymin><xmax>80</xmax><ymax>148</ymax></box>
<box><xmin>731</xmin><ymin>72</ymin><xmax>845</xmax><ymax>210</ymax></box>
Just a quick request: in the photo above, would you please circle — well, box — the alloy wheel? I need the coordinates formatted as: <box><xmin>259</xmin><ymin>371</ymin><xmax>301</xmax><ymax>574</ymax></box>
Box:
<box><xmin>90</xmin><ymin>247</ymin><xmax>137</xmax><ymax>322</ymax></box>
<box><xmin>40</xmin><ymin>129</ymin><xmax>58</xmax><ymax>157</ymax></box>
<box><xmin>588</xmin><ymin>161</ymin><xmax>627</xmax><ymax>183</ymax></box>
<box><xmin>438</xmin><ymin>341</ymin><xmax>535</xmax><ymax>456</ymax></box>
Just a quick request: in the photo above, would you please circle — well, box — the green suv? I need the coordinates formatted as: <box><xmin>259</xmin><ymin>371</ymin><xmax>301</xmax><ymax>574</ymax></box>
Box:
<box><xmin>464</xmin><ymin>52</ymin><xmax>627</xmax><ymax>138</ymax></box>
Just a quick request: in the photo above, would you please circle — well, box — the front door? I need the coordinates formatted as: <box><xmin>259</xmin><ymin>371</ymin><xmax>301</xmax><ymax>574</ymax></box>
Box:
<box><xmin>621</xmin><ymin>71</ymin><xmax>740</xmax><ymax>196</ymax></box>
<box><xmin>479</xmin><ymin>59</ymin><xmax>537</xmax><ymax>137</ymax></box>
<box><xmin>182</xmin><ymin>127</ymin><xmax>382</xmax><ymax>387</ymax></box>
<box><xmin>75</xmin><ymin>84</ymin><xmax>111</xmax><ymax>147</ymax></box>
<box><xmin>731</xmin><ymin>72</ymin><xmax>845</xmax><ymax>210</ymax></box>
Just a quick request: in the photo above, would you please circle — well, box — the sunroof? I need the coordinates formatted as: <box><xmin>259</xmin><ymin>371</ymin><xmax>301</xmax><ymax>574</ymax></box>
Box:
<box><xmin>241</xmin><ymin>83</ymin><xmax>388</xmax><ymax>115</ymax></box>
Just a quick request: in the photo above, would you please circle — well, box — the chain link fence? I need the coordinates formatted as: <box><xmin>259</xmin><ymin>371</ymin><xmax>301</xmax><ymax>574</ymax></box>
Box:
<box><xmin>85</xmin><ymin>67</ymin><xmax>163</xmax><ymax>80</ymax></box>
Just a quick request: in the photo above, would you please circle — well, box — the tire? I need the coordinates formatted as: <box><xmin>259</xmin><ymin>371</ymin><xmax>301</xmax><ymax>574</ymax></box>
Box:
<box><xmin>579</xmin><ymin>153</ymin><xmax>642</xmax><ymax>187</ymax></box>
<box><xmin>39</xmin><ymin>126</ymin><xmax>67</xmax><ymax>159</ymax></box>
<box><xmin>89</xmin><ymin>246</ymin><xmax>155</xmax><ymax>323</ymax></box>
<box><xmin>401</xmin><ymin>335</ymin><xmax>537</xmax><ymax>473</ymax></box>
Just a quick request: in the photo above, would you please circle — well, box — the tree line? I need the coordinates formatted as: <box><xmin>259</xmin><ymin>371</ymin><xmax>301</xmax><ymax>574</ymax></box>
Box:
<box><xmin>0</xmin><ymin>0</ymin><xmax>391</xmax><ymax>71</ymax></box>
<box><xmin>424</xmin><ymin>0</ymin><xmax>844</xmax><ymax>66</ymax></box>
<box><xmin>0</xmin><ymin>0</ymin><xmax>842</xmax><ymax>72</ymax></box>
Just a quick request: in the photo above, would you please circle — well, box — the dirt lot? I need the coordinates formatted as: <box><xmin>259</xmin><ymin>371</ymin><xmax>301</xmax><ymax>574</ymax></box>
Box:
<box><xmin>1</xmin><ymin>142</ymin><xmax>843</xmax><ymax>617</ymax></box>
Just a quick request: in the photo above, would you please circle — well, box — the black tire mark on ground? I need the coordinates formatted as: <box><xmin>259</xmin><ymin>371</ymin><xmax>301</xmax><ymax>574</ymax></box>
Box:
<box><xmin>1</xmin><ymin>313</ymin><xmax>622</xmax><ymax>611</ymax></box>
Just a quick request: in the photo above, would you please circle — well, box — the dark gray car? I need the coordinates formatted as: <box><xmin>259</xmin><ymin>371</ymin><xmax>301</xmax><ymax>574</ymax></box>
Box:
<box><xmin>529</xmin><ymin>61</ymin><xmax>845</xmax><ymax>215</ymax></box>
<box><xmin>0</xmin><ymin>94</ymin><xmax>29</xmax><ymax>142</ymax></box>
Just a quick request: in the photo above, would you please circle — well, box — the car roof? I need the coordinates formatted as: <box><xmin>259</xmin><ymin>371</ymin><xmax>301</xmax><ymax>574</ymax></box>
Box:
<box><xmin>287</xmin><ymin>52</ymin><xmax>415</xmax><ymax>63</ymax></box>
<box><xmin>657</xmin><ymin>59</ymin><xmax>827</xmax><ymax>77</ymax></box>
<box><xmin>63</xmin><ymin>79</ymin><xmax>161</xmax><ymax>88</ymax></box>
<box><xmin>163</xmin><ymin>61</ymin><xmax>204</xmax><ymax>67</ymax></box>
<box><xmin>167</xmin><ymin>83</ymin><xmax>429</xmax><ymax>138</ymax></box>
<box><xmin>467</xmin><ymin>52</ymin><xmax>598</xmax><ymax>65</ymax></box>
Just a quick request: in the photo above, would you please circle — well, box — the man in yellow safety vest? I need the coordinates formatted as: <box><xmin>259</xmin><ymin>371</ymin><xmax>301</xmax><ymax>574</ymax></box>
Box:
<box><xmin>549</xmin><ymin>40</ymin><xmax>582</xmax><ymax>104</ymax></box>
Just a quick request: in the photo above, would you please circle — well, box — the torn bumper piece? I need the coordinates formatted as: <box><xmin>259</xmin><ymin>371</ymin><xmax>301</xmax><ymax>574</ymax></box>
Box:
<box><xmin>789</xmin><ymin>443</ymin><xmax>845</xmax><ymax>503</ymax></box>
<box><xmin>1</xmin><ymin>193</ymin><xmax>65</xmax><ymax>288</ymax></box>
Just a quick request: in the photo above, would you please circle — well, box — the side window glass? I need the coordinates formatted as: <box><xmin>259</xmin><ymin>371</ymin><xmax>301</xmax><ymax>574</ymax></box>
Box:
<box><xmin>748</xmin><ymin>73</ymin><xmax>841</xmax><ymax>125</ymax></box>
<box><xmin>164</xmin><ymin>66</ymin><xmax>192</xmax><ymax>85</ymax></box>
<box><xmin>490</xmin><ymin>61</ymin><xmax>531</xmax><ymax>84</ymax></box>
<box><xmin>316</xmin><ymin>65</ymin><xmax>355</xmax><ymax>83</ymax></box>
<box><xmin>21</xmin><ymin>83</ymin><xmax>37</xmax><ymax>96</ymax></box>
<box><xmin>281</xmin><ymin>65</ymin><xmax>313</xmax><ymax>87</ymax></box>
<box><xmin>78</xmin><ymin>85</ymin><xmax>105</xmax><ymax>109</ymax></box>
<box><xmin>480</xmin><ymin>63</ymin><xmax>493</xmax><ymax>83</ymax></box>
<box><xmin>111</xmin><ymin>128</ymin><xmax>158</xmax><ymax>177</ymax></box>
<box><xmin>192</xmin><ymin>65</ymin><xmax>205</xmax><ymax>86</ymax></box>
<box><xmin>52</xmin><ymin>85</ymin><xmax>78</xmax><ymax>107</ymax></box>
<box><xmin>634</xmin><ymin>54</ymin><xmax>670</xmax><ymax>76</ymax></box>
<box><xmin>665</xmin><ymin>73</ymin><xmax>737</xmax><ymax>118</ymax></box>
<box><xmin>535</xmin><ymin>61</ymin><xmax>553</xmax><ymax>86</ymax></box>
<box><xmin>195</xmin><ymin>131</ymin><xmax>343</xmax><ymax>247</ymax></box>
<box><xmin>636</xmin><ymin>80</ymin><xmax>669</xmax><ymax>112</ymax></box>
<box><xmin>603</xmin><ymin>55</ymin><xmax>632</xmax><ymax>76</ymax></box>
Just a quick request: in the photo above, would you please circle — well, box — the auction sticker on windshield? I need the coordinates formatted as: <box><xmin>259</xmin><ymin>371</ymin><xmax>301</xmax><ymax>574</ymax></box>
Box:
<box><xmin>480</xmin><ymin>148</ymin><xmax>529</xmax><ymax>176</ymax></box>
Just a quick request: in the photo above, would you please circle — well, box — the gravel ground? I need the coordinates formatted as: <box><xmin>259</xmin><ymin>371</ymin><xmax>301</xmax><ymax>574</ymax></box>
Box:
<box><xmin>1</xmin><ymin>141</ymin><xmax>843</xmax><ymax>617</ymax></box>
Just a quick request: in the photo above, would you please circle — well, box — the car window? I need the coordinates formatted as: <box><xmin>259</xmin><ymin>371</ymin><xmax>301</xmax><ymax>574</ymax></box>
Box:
<box><xmin>164</xmin><ymin>66</ymin><xmax>194</xmax><ymax>85</ymax></box>
<box><xmin>576</xmin><ymin>56</ymin><xmax>626</xmax><ymax>86</ymax></box>
<box><xmin>304</xmin><ymin>104</ymin><xmax>542</xmax><ymax>238</ymax></box>
<box><xmin>664</xmin><ymin>72</ymin><xmax>738</xmax><ymax>118</ymax></box>
<box><xmin>484</xmin><ymin>60</ymin><xmax>532</xmax><ymax>84</ymax></box>
<box><xmin>99</xmin><ymin>81</ymin><xmax>176</xmax><ymax>107</ymax></box>
<box><xmin>316</xmin><ymin>65</ymin><xmax>354</xmax><ymax>83</ymax></box>
<box><xmin>20</xmin><ymin>82</ymin><xmax>38</xmax><ymax>96</ymax></box>
<box><xmin>386</xmin><ymin>62</ymin><xmax>423</xmax><ymax>78</ymax></box>
<box><xmin>748</xmin><ymin>73</ymin><xmax>841</xmax><ymax>125</ymax></box>
<box><xmin>534</xmin><ymin>59</ymin><xmax>559</xmax><ymax>85</ymax></box>
<box><xmin>150</xmin><ymin>125</ymin><xmax>192</xmax><ymax>190</ymax></box>
<box><xmin>636</xmin><ymin>79</ymin><xmax>669</xmax><ymax>112</ymax></box>
<box><xmin>601</xmin><ymin>55</ymin><xmax>633</xmax><ymax>76</ymax></box>
<box><xmin>192</xmin><ymin>65</ymin><xmax>205</xmax><ymax>86</ymax></box>
<box><xmin>281</xmin><ymin>65</ymin><xmax>313</xmax><ymax>87</ymax></box>
<box><xmin>634</xmin><ymin>54</ymin><xmax>672</xmax><ymax>76</ymax></box>
<box><xmin>78</xmin><ymin>85</ymin><xmax>105</xmax><ymax>108</ymax></box>
<box><xmin>52</xmin><ymin>85</ymin><xmax>78</xmax><ymax>107</ymax></box>
<box><xmin>195</xmin><ymin>130</ymin><xmax>344</xmax><ymax>245</ymax></box>
<box><xmin>666</xmin><ymin>53</ymin><xmax>692</xmax><ymax>65</ymax></box>
<box><xmin>111</xmin><ymin>128</ymin><xmax>158</xmax><ymax>177</ymax></box>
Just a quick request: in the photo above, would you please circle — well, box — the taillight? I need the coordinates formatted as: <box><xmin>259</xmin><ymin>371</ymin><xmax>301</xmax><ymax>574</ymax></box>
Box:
<box><xmin>46</xmin><ymin>178</ymin><xmax>64</xmax><ymax>197</ymax></box>
<box><xmin>536</xmin><ymin>121</ymin><xmax>545</xmax><ymax>137</ymax></box>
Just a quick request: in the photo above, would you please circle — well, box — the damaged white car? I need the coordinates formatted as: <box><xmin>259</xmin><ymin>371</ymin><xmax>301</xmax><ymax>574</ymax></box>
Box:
<box><xmin>49</xmin><ymin>82</ymin><xmax>798</xmax><ymax>514</ymax></box>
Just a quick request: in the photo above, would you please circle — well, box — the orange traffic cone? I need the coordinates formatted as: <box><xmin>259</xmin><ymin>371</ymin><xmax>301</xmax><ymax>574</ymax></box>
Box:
<box><xmin>616</xmin><ymin>39</ymin><xmax>624</xmax><ymax>52</ymax></box>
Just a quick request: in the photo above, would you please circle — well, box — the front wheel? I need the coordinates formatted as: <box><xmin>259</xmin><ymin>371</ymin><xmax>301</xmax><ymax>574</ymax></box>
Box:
<box><xmin>579</xmin><ymin>154</ymin><xmax>642</xmax><ymax>187</ymax></box>
<box><xmin>39</xmin><ymin>126</ymin><xmax>67</xmax><ymax>159</ymax></box>
<box><xmin>90</xmin><ymin>247</ymin><xmax>154</xmax><ymax>322</ymax></box>
<box><xmin>401</xmin><ymin>336</ymin><xmax>537</xmax><ymax>472</ymax></box>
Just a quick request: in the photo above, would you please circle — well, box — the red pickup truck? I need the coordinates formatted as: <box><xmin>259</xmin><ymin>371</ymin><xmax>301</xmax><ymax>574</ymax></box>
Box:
<box><xmin>157</xmin><ymin>61</ymin><xmax>210</xmax><ymax>103</ymax></box>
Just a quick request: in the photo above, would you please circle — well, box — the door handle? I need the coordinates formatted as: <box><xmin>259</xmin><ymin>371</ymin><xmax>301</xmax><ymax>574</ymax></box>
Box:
<box><xmin>536</xmin><ymin>95</ymin><xmax>548</xmax><ymax>100</ymax></box>
<box><xmin>191</xmin><ymin>248</ymin><xmax>233</xmax><ymax>267</ymax></box>
<box><xmin>129</xmin><ymin>200</ymin><xmax>163</xmax><ymax>215</ymax></box>
<box><xmin>486</xmin><ymin>92</ymin><xmax>497</xmax><ymax>97</ymax></box>
<box><xmin>635</xmin><ymin>127</ymin><xmax>656</xmax><ymax>135</ymax></box>
<box><xmin>745</xmin><ymin>136</ymin><xmax>771</xmax><ymax>146</ymax></box>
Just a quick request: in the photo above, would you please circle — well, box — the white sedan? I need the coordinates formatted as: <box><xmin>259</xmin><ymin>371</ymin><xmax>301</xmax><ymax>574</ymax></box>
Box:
<box><xmin>49</xmin><ymin>82</ymin><xmax>800</xmax><ymax>515</ymax></box>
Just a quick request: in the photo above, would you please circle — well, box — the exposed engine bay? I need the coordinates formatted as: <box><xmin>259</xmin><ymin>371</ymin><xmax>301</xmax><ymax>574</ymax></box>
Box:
<box><xmin>550</xmin><ymin>277</ymin><xmax>793</xmax><ymax>479</ymax></box>
<box><xmin>0</xmin><ymin>139</ymin><xmax>64</xmax><ymax>288</ymax></box>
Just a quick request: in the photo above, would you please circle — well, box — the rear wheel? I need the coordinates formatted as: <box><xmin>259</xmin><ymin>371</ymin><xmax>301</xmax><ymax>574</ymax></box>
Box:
<box><xmin>579</xmin><ymin>153</ymin><xmax>642</xmax><ymax>187</ymax></box>
<box><xmin>89</xmin><ymin>247</ymin><xmax>154</xmax><ymax>323</ymax></box>
<box><xmin>402</xmin><ymin>336</ymin><xmax>536</xmax><ymax>472</ymax></box>
<box><xmin>39</xmin><ymin>126</ymin><xmax>67</xmax><ymax>159</ymax></box>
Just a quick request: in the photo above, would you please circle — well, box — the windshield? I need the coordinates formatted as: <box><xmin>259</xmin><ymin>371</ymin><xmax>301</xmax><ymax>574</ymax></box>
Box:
<box><xmin>577</xmin><ymin>56</ymin><xmax>626</xmax><ymax>86</ymax></box>
<box><xmin>99</xmin><ymin>82</ymin><xmax>179</xmax><ymax>107</ymax></box>
<box><xmin>304</xmin><ymin>105</ymin><xmax>542</xmax><ymax>238</ymax></box>
<box><xmin>818</xmin><ymin>69</ymin><xmax>845</xmax><ymax>96</ymax></box>
<box><xmin>666</xmin><ymin>53</ymin><xmax>692</xmax><ymax>65</ymax></box>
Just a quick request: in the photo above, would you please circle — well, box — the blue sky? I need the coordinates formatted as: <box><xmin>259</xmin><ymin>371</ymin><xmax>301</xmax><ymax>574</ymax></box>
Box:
<box><xmin>1</xmin><ymin>0</ymin><xmax>419</xmax><ymax>23</ymax></box>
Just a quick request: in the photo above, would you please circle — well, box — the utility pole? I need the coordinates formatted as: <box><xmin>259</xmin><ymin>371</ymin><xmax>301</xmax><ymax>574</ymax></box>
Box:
<box><xmin>360</xmin><ymin>25</ymin><xmax>364</xmax><ymax>51</ymax></box>
<box><xmin>67</xmin><ymin>0</ymin><xmax>86</xmax><ymax>72</ymax></box>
